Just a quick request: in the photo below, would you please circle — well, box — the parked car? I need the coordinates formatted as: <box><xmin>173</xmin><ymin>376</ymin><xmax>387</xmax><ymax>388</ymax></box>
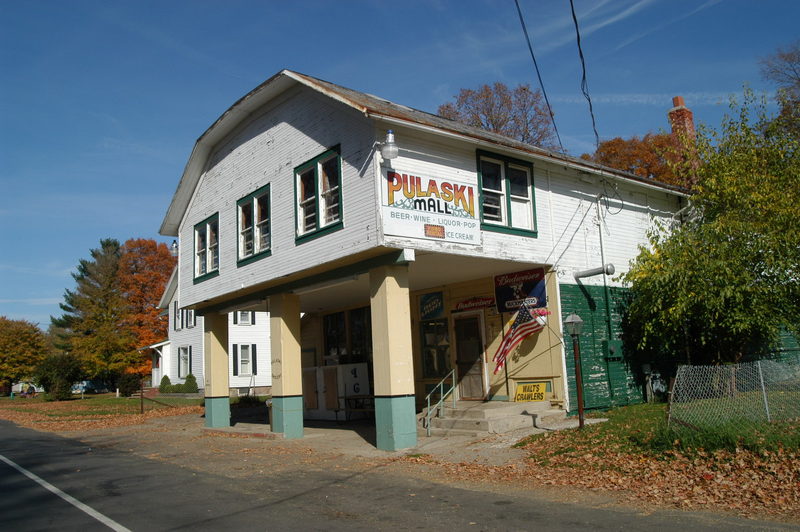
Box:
<box><xmin>71</xmin><ymin>380</ymin><xmax>110</xmax><ymax>394</ymax></box>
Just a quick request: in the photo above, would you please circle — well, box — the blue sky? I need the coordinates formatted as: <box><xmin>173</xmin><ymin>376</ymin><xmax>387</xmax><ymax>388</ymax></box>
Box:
<box><xmin>1</xmin><ymin>0</ymin><xmax>797</xmax><ymax>328</ymax></box>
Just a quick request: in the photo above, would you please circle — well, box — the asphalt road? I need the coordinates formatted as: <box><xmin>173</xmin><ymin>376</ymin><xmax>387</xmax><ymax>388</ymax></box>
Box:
<box><xmin>0</xmin><ymin>420</ymin><xmax>796</xmax><ymax>531</ymax></box>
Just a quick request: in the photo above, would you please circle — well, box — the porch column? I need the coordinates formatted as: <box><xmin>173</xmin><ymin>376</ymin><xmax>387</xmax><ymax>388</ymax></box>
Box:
<box><xmin>269</xmin><ymin>293</ymin><xmax>303</xmax><ymax>439</ymax></box>
<box><xmin>203</xmin><ymin>312</ymin><xmax>230</xmax><ymax>427</ymax></box>
<box><xmin>370</xmin><ymin>264</ymin><xmax>417</xmax><ymax>451</ymax></box>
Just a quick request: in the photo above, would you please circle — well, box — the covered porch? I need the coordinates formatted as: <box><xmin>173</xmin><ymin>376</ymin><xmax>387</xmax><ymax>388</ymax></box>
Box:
<box><xmin>198</xmin><ymin>248</ymin><xmax>563</xmax><ymax>451</ymax></box>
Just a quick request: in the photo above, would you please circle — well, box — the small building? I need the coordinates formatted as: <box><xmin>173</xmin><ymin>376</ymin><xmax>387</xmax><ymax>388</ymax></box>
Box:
<box><xmin>159</xmin><ymin>70</ymin><xmax>686</xmax><ymax>450</ymax></box>
<box><xmin>150</xmin><ymin>267</ymin><xmax>271</xmax><ymax>396</ymax></box>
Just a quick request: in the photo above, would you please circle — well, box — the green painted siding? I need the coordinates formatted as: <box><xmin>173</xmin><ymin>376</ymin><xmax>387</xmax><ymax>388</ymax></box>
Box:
<box><xmin>559</xmin><ymin>283</ymin><xmax>643</xmax><ymax>413</ymax></box>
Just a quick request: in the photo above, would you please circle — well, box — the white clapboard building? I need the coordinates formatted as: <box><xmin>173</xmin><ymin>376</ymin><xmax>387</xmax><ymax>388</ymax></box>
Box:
<box><xmin>158</xmin><ymin>70</ymin><xmax>686</xmax><ymax>450</ymax></box>
<box><xmin>150</xmin><ymin>268</ymin><xmax>271</xmax><ymax>396</ymax></box>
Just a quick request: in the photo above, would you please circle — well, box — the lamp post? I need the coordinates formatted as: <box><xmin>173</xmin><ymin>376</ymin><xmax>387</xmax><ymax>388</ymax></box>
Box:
<box><xmin>564</xmin><ymin>313</ymin><xmax>585</xmax><ymax>429</ymax></box>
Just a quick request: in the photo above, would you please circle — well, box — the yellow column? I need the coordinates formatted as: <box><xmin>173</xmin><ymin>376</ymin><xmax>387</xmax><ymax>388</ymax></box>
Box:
<box><xmin>269</xmin><ymin>293</ymin><xmax>303</xmax><ymax>438</ymax></box>
<box><xmin>370</xmin><ymin>264</ymin><xmax>417</xmax><ymax>450</ymax></box>
<box><xmin>203</xmin><ymin>311</ymin><xmax>230</xmax><ymax>427</ymax></box>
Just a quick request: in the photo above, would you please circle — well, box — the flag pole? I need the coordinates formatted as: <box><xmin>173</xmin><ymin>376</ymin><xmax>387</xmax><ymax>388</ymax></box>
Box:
<box><xmin>501</xmin><ymin>311</ymin><xmax>511</xmax><ymax>400</ymax></box>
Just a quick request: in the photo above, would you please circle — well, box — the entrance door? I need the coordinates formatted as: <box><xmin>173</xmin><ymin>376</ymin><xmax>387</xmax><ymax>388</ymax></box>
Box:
<box><xmin>454</xmin><ymin>314</ymin><xmax>486</xmax><ymax>400</ymax></box>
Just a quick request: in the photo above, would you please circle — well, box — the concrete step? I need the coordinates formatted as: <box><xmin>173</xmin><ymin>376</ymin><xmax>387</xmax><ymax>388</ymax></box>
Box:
<box><xmin>419</xmin><ymin>400</ymin><xmax>567</xmax><ymax>437</ymax></box>
<box><xmin>417</xmin><ymin>426</ymin><xmax>486</xmax><ymax>438</ymax></box>
<box><xmin>441</xmin><ymin>401</ymin><xmax>555</xmax><ymax>420</ymax></box>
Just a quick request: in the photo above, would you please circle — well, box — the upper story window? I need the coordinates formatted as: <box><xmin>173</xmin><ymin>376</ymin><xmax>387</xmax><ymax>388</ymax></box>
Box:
<box><xmin>294</xmin><ymin>147</ymin><xmax>343</xmax><ymax>242</ymax></box>
<box><xmin>237</xmin><ymin>185</ymin><xmax>271</xmax><ymax>264</ymax></box>
<box><xmin>477</xmin><ymin>151</ymin><xmax>537</xmax><ymax>236</ymax></box>
<box><xmin>233</xmin><ymin>311</ymin><xmax>255</xmax><ymax>325</ymax></box>
<box><xmin>194</xmin><ymin>214</ymin><xmax>219</xmax><ymax>282</ymax></box>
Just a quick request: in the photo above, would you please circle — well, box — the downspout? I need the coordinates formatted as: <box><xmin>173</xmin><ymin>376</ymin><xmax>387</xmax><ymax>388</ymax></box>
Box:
<box><xmin>596</xmin><ymin>196</ymin><xmax>615</xmax><ymax>400</ymax></box>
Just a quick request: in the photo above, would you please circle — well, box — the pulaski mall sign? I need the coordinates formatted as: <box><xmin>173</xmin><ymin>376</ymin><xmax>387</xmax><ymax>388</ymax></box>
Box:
<box><xmin>382</xmin><ymin>170</ymin><xmax>481</xmax><ymax>245</ymax></box>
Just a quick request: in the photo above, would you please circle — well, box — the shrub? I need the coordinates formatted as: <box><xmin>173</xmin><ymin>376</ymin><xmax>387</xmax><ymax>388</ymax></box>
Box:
<box><xmin>159</xmin><ymin>375</ymin><xmax>172</xmax><ymax>393</ymax></box>
<box><xmin>183</xmin><ymin>374</ymin><xmax>199</xmax><ymax>393</ymax></box>
<box><xmin>34</xmin><ymin>353</ymin><xmax>83</xmax><ymax>401</ymax></box>
<box><xmin>118</xmin><ymin>373</ymin><xmax>141</xmax><ymax>397</ymax></box>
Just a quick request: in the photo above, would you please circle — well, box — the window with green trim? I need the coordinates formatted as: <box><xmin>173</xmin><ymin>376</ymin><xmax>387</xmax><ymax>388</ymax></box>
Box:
<box><xmin>237</xmin><ymin>185</ymin><xmax>270</xmax><ymax>263</ymax></box>
<box><xmin>477</xmin><ymin>151</ymin><xmax>536</xmax><ymax>234</ymax></box>
<box><xmin>194</xmin><ymin>214</ymin><xmax>219</xmax><ymax>280</ymax></box>
<box><xmin>295</xmin><ymin>147</ymin><xmax>342</xmax><ymax>239</ymax></box>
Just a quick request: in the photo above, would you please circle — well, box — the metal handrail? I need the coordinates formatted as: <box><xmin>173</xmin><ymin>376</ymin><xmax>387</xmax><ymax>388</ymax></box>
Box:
<box><xmin>423</xmin><ymin>369</ymin><xmax>457</xmax><ymax>436</ymax></box>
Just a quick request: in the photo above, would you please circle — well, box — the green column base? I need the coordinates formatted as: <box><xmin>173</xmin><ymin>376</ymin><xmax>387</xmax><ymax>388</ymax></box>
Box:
<box><xmin>271</xmin><ymin>396</ymin><xmax>304</xmax><ymax>439</ymax></box>
<box><xmin>204</xmin><ymin>396</ymin><xmax>231</xmax><ymax>428</ymax></box>
<box><xmin>375</xmin><ymin>395</ymin><xmax>417</xmax><ymax>451</ymax></box>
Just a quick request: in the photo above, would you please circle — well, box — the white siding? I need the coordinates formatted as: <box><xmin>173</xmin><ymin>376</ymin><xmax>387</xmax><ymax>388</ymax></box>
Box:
<box><xmin>377</xmin><ymin>126</ymin><xmax>682</xmax><ymax>288</ymax></box>
<box><xmin>179</xmin><ymin>85</ymin><xmax>380</xmax><ymax>308</ymax></box>
<box><xmin>228</xmin><ymin>311</ymin><xmax>272</xmax><ymax>389</ymax></box>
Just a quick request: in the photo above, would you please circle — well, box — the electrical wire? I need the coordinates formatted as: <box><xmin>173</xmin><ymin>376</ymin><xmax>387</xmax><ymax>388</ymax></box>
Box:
<box><xmin>569</xmin><ymin>0</ymin><xmax>600</xmax><ymax>149</ymax></box>
<box><xmin>514</xmin><ymin>0</ymin><xmax>565</xmax><ymax>154</ymax></box>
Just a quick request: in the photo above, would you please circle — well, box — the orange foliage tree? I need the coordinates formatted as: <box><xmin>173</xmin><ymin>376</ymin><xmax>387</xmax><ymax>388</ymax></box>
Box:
<box><xmin>118</xmin><ymin>239</ymin><xmax>176</xmax><ymax>374</ymax></box>
<box><xmin>581</xmin><ymin>133</ymin><xmax>683</xmax><ymax>186</ymax></box>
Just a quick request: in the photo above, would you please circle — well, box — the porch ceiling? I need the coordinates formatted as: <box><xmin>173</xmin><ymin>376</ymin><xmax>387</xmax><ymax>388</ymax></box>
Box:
<box><xmin>297</xmin><ymin>251</ymin><xmax>543</xmax><ymax>313</ymax></box>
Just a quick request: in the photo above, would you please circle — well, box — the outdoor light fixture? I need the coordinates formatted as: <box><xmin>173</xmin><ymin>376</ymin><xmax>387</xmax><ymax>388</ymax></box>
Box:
<box><xmin>170</xmin><ymin>240</ymin><xmax>179</xmax><ymax>257</ymax></box>
<box><xmin>564</xmin><ymin>313</ymin><xmax>584</xmax><ymax>336</ymax></box>
<box><xmin>379</xmin><ymin>130</ymin><xmax>399</xmax><ymax>160</ymax></box>
<box><xmin>563</xmin><ymin>312</ymin><xmax>586</xmax><ymax>429</ymax></box>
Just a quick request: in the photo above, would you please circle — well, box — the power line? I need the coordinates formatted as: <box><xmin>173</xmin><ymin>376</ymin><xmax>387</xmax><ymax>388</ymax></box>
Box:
<box><xmin>514</xmin><ymin>0</ymin><xmax>565</xmax><ymax>154</ymax></box>
<box><xmin>569</xmin><ymin>0</ymin><xmax>600</xmax><ymax>149</ymax></box>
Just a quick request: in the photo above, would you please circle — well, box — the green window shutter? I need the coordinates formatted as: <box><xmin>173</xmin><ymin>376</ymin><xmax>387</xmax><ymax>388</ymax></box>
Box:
<box><xmin>252</xmin><ymin>344</ymin><xmax>257</xmax><ymax>375</ymax></box>
<box><xmin>188</xmin><ymin>346</ymin><xmax>193</xmax><ymax>376</ymax></box>
<box><xmin>232</xmin><ymin>344</ymin><xmax>239</xmax><ymax>376</ymax></box>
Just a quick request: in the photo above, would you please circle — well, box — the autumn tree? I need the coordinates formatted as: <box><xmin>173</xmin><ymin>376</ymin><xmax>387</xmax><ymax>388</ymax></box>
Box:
<box><xmin>760</xmin><ymin>40</ymin><xmax>800</xmax><ymax>138</ymax></box>
<box><xmin>52</xmin><ymin>239</ymin><xmax>137</xmax><ymax>381</ymax></box>
<box><xmin>119</xmin><ymin>238</ymin><xmax>176</xmax><ymax>373</ymax></box>
<box><xmin>438</xmin><ymin>82</ymin><xmax>557</xmax><ymax>149</ymax></box>
<box><xmin>622</xmin><ymin>91</ymin><xmax>800</xmax><ymax>375</ymax></box>
<box><xmin>0</xmin><ymin>317</ymin><xmax>48</xmax><ymax>391</ymax></box>
<box><xmin>581</xmin><ymin>133</ymin><xmax>681</xmax><ymax>184</ymax></box>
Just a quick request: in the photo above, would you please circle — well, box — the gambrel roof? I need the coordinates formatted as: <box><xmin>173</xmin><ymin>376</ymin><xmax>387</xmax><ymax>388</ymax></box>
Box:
<box><xmin>160</xmin><ymin>69</ymin><xmax>686</xmax><ymax>236</ymax></box>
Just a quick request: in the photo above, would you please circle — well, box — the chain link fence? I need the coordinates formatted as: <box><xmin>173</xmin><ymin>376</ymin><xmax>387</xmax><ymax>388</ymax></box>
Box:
<box><xmin>668</xmin><ymin>359</ymin><xmax>800</xmax><ymax>432</ymax></box>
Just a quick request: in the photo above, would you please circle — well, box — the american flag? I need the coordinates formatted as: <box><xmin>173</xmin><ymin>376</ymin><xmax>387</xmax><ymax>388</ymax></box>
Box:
<box><xmin>492</xmin><ymin>303</ymin><xmax>545</xmax><ymax>374</ymax></box>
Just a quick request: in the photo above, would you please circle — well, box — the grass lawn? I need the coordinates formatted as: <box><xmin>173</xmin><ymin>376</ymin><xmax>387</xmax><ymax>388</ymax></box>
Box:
<box><xmin>0</xmin><ymin>393</ymin><xmax>204</xmax><ymax>430</ymax></box>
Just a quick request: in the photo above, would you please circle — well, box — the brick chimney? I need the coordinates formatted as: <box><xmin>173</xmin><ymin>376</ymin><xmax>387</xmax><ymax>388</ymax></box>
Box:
<box><xmin>668</xmin><ymin>96</ymin><xmax>695</xmax><ymax>141</ymax></box>
<box><xmin>668</xmin><ymin>96</ymin><xmax>698</xmax><ymax>189</ymax></box>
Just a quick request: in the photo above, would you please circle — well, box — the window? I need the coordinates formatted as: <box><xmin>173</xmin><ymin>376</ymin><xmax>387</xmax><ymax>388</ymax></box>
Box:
<box><xmin>178</xmin><ymin>346</ymin><xmax>192</xmax><ymax>378</ymax></box>
<box><xmin>294</xmin><ymin>147</ymin><xmax>343</xmax><ymax>241</ymax></box>
<box><xmin>237</xmin><ymin>185</ymin><xmax>270</xmax><ymax>264</ymax></box>
<box><xmin>233</xmin><ymin>311</ymin><xmax>255</xmax><ymax>325</ymax></box>
<box><xmin>322</xmin><ymin>306</ymin><xmax>372</xmax><ymax>365</ymax></box>
<box><xmin>477</xmin><ymin>151</ymin><xmax>536</xmax><ymax>235</ymax></box>
<box><xmin>194</xmin><ymin>214</ymin><xmax>219</xmax><ymax>281</ymax></box>
<box><xmin>185</xmin><ymin>309</ymin><xmax>195</xmax><ymax>328</ymax></box>
<box><xmin>232</xmin><ymin>344</ymin><xmax>257</xmax><ymax>376</ymax></box>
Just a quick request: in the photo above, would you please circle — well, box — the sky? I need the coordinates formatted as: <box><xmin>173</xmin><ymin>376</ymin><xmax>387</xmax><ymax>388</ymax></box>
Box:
<box><xmin>1</xmin><ymin>0</ymin><xmax>797</xmax><ymax>329</ymax></box>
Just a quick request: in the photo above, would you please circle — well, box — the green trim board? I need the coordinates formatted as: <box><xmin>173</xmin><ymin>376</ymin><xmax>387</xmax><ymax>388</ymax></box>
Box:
<box><xmin>204</xmin><ymin>396</ymin><xmax>231</xmax><ymax>428</ymax></box>
<box><xmin>271</xmin><ymin>395</ymin><xmax>304</xmax><ymax>439</ymax></box>
<box><xmin>374</xmin><ymin>395</ymin><xmax>417</xmax><ymax>451</ymax></box>
<box><xmin>475</xmin><ymin>149</ymin><xmax>538</xmax><ymax>237</ymax></box>
<box><xmin>236</xmin><ymin>183</ymin><xmax>272</xmax><ymax>267</ymax></box>
<box><xmin>293</xmin><ymin>145</ymin><xmax>344</xmax><ymax>242</ymax></box>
